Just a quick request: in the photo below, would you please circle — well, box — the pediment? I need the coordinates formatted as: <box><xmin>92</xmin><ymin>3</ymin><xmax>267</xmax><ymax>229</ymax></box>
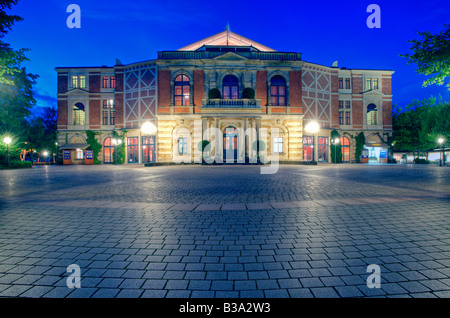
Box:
<box><xmin>179</xmin><ymin>30</ymin><xmax>276</xmax><ymax>52</ymax></box>
<box><xmin>362</xmin><ymin>89</ymin><xmax>384</xmax><ymax>97</ymax></box>
<box><xmin>213</xmin><ymin>52</ymin><xmax>249</xmax><ymax>61</ymax></box>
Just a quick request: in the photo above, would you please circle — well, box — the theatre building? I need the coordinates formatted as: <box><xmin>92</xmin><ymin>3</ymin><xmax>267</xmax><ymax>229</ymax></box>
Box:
<box><xmin>56</xmin><ymin>27</ymin><xmax>394</xmax><ymax>165</ymax></box>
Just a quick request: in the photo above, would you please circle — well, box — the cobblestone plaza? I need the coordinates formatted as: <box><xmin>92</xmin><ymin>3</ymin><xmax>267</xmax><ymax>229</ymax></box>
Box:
<box><xmin>0</xmin><ymin>164</ymin><xmax>449</xmax><ymax>298</ymax></box>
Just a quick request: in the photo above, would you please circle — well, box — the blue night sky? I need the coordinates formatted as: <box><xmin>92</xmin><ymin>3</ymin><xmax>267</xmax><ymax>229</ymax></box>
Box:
<box><xmin>4</xmin><ymin>0</ymin><xmax>450</xmax><ymax>115</ymax></box>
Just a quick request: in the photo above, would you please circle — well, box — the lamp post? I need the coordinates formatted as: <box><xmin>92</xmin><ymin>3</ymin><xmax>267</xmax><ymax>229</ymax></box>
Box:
<box><xmin>305</xmin><ymin>121</ymin><xmax>320</xmax><ymax>164</ymax></box>
<box><xmin>3</xmin><ymin>137</ymin><xmax>12</xmax><ymax>167</ymax></box>
<box><xmin>438</xmin><ymin>138</ymin><xmax>444</xmax><ymax>166</ymax></box>
<box><xmin>43</xmin><ymin>151</ymin><xmax>48</xmax><ymax>165</ymax></box>
<box><xmin>331</xmin><ymin>137</ymin><xmax>340</xmax><ymax>164</ymax></box>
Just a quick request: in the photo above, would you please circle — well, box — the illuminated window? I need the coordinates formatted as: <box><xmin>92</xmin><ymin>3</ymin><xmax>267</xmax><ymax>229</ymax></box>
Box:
<box><xmin>79</xmin><ymin>76</ymin><xmax>85</xmax><ymax>88</ymax></box>
<box><xmin>366</xmin><ymin>78</ymin><xmax>372</xmax><ymax>90</ymax></box>
<box><xmin>318</xmin><ymin>137</ymin><xmax>329</xmax><ymax>162</ymax></box>
<box><xmin>72</xmin><ymin>103</ymin><xmax>85</xmax><ymax>125</ymax></box>
<box><xmin>270</xmin><ymin>75</ymin><xmax>286</xmax><ymax>106</ymax></box>
<box><xmin>103</xmin><ymin>137</ymin><xmax>114</xmax><ymax>164</ymax></box>
<box><xmin>303</xmin><ymin>136</ymin><xmax>314</xmax><ymax>161</ymax></box>
<box><xmin>340</xmin><ymin>136</ymin><xmax>350</xmax><ymax>163</ymax></box>
<box><xmin>103</xmin><ymin>76</ymin><xmax>109</xmax><ymax>88</ymax></box>
<box><xmin>367</xmin><ymin>104</ymin><xmax>378</xmax><ymax>125</ymax></box>
<box><xmin>76</xmin><ymin>149</ymin><xmax>84</xmax><ymax>159</ymax></box>
<box><xmin>273</xmin><ymin>137</ymin><xmax>283</xmax><ymax>153</ymax></box>
<box><xmin>102</xmin><ymin>100</ymin><xmax>115</xmax><ymax>125</ymax></box>
<box><xmin>142</xmin><ymin>136</ymin><xmax>155</xmax><ymax>163</ymax></box>
<box><xmin>71</xmin><ymin>76</ymin><xmax>78</xmax><ymax>88</ymax></box>
<box><xmin>110</xmin><ymin>76</ymin><xmax>116</xmax><ymax>88</ymax></box>
<box><xmin>127</xmin><ymin>137</ymin><xmax>139</xmax><ymax>163</ymax></box>
<box><xmin>174</xmin><ymin>74</ymin><xmax>190</xmax><ymax>106</ymax></box>
<box><xmin>222</xmin><ymin>75</ymin><xmax>239</xmax><ymax>99</ymax></box>
<box><xmin>373</xmin><ymin>78</ymin><xmax>379</xmax><ymax>90</ymax></box>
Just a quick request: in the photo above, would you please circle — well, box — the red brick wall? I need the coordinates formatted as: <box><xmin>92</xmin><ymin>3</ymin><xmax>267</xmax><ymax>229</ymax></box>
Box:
<box><xmin>89</xmin><ymin>73</ymin><xmax>101</xmax><ymax>93</ymax></box>
<box><xmin>289</xmin><ymin>71</ymin><xmax>302</xmax><ymax>107</ymax></box>
<box><xmin>57</xmin><ymin>100</ymin><xmax>68</xmax><ymax>129</ymax></box>
<box><xmin>57</xmin><ymin>74</ymin><xmax>68</xmax><ymax>94</ymax></box>
<box><xmin>330</xmin><ymin>71</ymin><xmax>339</xmax><ymax>128</ymax></box>
<box><xmin>383</xmin><ymin>100</ymin><xmax>392</xmax><ymax>128</ymax></box>
<box><xmin>89</xmin><ymin>99</ymin><xmax>100</xmax><ymax>128</ymax></box>
<box><xmin>158</xmin><ymin>70</ymin><xmax>171</xmax><ymax>110</ymax></box>
<box><xmin>193</xmin><ymin>70</ymin><xmax>204</xmax><ymax>107</ymax></box>
<box><xmin>382</xmin><ymin>76</ymin><xmax>391</xmax><ymax>95</ymax></box>
<box><xmin>352</xmin><ymin>99</ymin><xmax>363</xmax><ymax>129</ymax></box>
<box><xmin>115</xmin><ymin>93</ymin><xmax>124</xmax><ymax>128</ymax></box>
<box><xmin>256</xmin><ymin>71</ymin><xmax>267</xmax><ymax>106</ymax></box>
<box><xmin>352</xmin><ymin>76</ymin><xmax>363</xmax><ymax>94</ymax></box>
<box><xmin>115</xmin><ymin>70</ymin><xmax>124</xmax><ymax>92</ymax></box>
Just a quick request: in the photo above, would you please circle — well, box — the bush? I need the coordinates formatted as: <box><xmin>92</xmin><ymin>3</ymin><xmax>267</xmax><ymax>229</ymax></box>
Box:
<box><xmin>413</xmin><ymin>158</ymin><xmax>430</xmax><ymax>164</ymax></box>
<box><xmin>0</xmin><ymin>160</ymin><xmax>32</xmax><ymax>169</ymax></box>
<box><xmin>242</xmin><ymin>87</ymin><xmax>255</xmax><ymax>99</ymax></box>
<box><xmin>208</xmin><ymin>88</ymin><xmax>221</xmax><ymax>99</ymax></box>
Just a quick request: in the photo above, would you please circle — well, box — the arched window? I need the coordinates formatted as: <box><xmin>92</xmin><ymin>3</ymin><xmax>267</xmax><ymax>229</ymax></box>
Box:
<box><xmin>222</xmin><ymin>75</ymin><xmax>239</xmax><ymax>99</ymax></box>
<box><xmin>367</xmin><ymin>104</ymin><xmax>378</xmax><ymax>125</ymax></box>
<box><xmin>340</xmin><ymin>136</ymin><xmax>350</xmax><ymax>163</ymax></box>
<box><xmin>73</xmin><ymin>103</ymin><xmax>85</xmax><ymax>126</ymax></box>
<box><xmin>103</xmin><ymin>137</ymin><xmax>114</xmax><ymax>164</ymax></box>
<box><xmin>174</xmin><ymin>74</ymin><xmax>190</xmax><ymax>106</ymax></box>
<box><xmin>270</xmin><ymin>75</ymin><xmax>286</xmax><ymax>106</ymax></box>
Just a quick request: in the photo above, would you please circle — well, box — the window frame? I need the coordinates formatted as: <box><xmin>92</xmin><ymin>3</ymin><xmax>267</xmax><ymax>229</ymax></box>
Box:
<box><xmin>174</xmin><ymin>74</ymin><xmax>191</xmax><ymax>106</ymax></box>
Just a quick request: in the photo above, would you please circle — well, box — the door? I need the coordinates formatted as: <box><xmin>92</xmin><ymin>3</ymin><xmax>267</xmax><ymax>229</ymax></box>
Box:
<box><xmin>223</xmin><ymin>126</ymin><xmax>238</xmax><ymax>162</ymax></box>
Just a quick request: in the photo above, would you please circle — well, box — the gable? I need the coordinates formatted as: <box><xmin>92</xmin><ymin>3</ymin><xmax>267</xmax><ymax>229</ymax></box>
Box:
<box><xmin>179</xmin><ymin>30</ymin><xmax>276</xmax><ymax>52</ymax></box>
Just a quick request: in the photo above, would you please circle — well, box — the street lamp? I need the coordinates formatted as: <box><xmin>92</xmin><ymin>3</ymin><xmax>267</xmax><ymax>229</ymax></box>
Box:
<box><xmin>438</xmin><ymin>138</ymin><xmax>444</xmax><ymax>166</ymax></box>
<box><xmin>331</xmin><ymin>137</ymin><xmax>340</xmax><ymax>164</ymax></box>
<box><xmin>141</xmin><ymin>121</ymin><xmax>157</xmax><ymax>135</ymax></box>
<box><xmin>43</xmin><ymin>151</ymin><xmax>48</xmax><ymax>165</ymax></box>
<box><xmin>305</xmin><ymin>121</ymin><xmax>320</xmax><ymax>164</ymax></box>
<box><xmin>3</xmin><ymin>137</ymin><xmax>12</xmax><ymax>167</ymax></box>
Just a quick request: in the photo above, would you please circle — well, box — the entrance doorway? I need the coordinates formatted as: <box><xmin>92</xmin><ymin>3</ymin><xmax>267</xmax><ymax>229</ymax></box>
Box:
<box><xmin>223</xmin><ymin>126</ymin><xmax>238</xmax><ymax>162</ymax></box>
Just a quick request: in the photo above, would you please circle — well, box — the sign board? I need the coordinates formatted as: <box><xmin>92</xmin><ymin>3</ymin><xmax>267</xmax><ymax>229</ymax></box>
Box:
<box><xmin>85</xmin><ymin>150</ymin><xmax>94</xmax><ymax>165</ymax></box>
<box><xmin>63</xmin><ymin>150</ymin><xmax>72</xmax><ymax>165</ymax></box>
<box><xmin>380</xmin><ymin>150</ymin><xmax>387</xmax><ymax>159</ymax></box>
<box><xmin>361</xmin><ymin>149</ymin><xmax>369</xmax><ymax>163</ymax></box>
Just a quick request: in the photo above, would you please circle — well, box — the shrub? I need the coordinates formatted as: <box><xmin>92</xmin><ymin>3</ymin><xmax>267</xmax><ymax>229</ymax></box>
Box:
<box><xmin>208</xmin><ymin>88</ymin><xmax>221</xmax><ymax>99</ymax></box>
<box><xmin>1</xmin><ymin>160</ymin><xmax>32</xmax><ymax>169</ymax></box>
<box><xmin>242</xmin><ymin>87</ymin><xmax>255</xmax><ymax>99</ymax></box>
<box><xmin>413</xmin><ymin>158</ymin><xmax>430</xmax><ymax>164</ymax></box>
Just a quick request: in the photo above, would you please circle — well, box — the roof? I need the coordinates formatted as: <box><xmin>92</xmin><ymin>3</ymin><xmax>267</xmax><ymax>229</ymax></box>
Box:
<box><xmin>178</xmin><ymin>29</ymin><xmax>276</xmax><ymax>52</ymax></box>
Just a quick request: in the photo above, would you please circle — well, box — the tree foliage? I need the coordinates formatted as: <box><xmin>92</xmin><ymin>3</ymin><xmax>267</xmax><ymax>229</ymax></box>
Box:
<box><xmin>393</xmin><ymin>96</ymin><xmax>450</xmax><ymax>156</ymax></box>
<box><xmin>400</xmin><ymin>24</ymin><xmax>450</xmax><ymax>90</ymax></box>
<box><xmin>0</xmin><ymin>0</ymin><xmax>38</xmax><ymax>164</ymax></box>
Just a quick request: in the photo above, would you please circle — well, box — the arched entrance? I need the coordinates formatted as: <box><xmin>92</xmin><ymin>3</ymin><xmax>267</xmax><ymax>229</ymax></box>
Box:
<box><xmin>340</xmin><ymin>136</ymin><xmax>350</xmax><ymax>163</ymax></box>
<box><xmin>223</xmin><ymin>126</ymin><xmax>238</xmax><ymax>162</ymax></box>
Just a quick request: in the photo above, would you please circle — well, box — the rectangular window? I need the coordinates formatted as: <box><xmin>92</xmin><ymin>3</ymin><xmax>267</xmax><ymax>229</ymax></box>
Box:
<box><xmin>318</xmin><ymin>137</ymin><xmax>328</xmax><ymax>162</ymax></box>
<box><xmin>339</xmin><ymin>101</ymin><xmax>344</xmax><ymax>109</ymax></box>
<box><xmin>303</xmin><ymin>136</ymin><xmax>314</xmax><ymax>161</ymax></box>
<box><xmin>76</xmin><ymin>149</ymin><xmax>84</xmax><ymax>159</ymax></box>
<box><xmin>373</xmin><ymin>78</ymin><xmax>379</xmax><ymax>90</ymax></box>
<box><xmin>73</xmin><ymin>109</ymin><xmax>85</xmax><ymax>126</ymax></box>
<box><xmin>345</xmin><ymin>111</ymin><xmax>351</xmax><ymax>125</ymax></box>
<box><xmin>72</xmin><ymin>76</ymin><xmax>78</xmax><ymax>88</ymax></box>
<box><xmin>345</xmin><ymin>101</ymin><xmax>351</xmax><ymax>109</ymax></box>
<box><xmin>110</xmin><ymin>110</ymin><xmax>115</xmax><ymax>125</ymax></box>
<box><xmin>79</xmin><ymin>76</ymin><xmax>86</xmax><ymax>88</ymax></box>
<box><xmin>110</xmin><ymin>76</ymin><xmax>116</xmax><ymax>88</ymax></box>
<box><xmin>127</xmin><ymin>137</ymin><xmax>139</xmax><ymax>163</ymax></box>
<box><xmin>345</xmin><ymin>78</ymin><xmax>351</xmax><ymax>89</ymax></box>
<box><xmin>178</xmin><ymin>137</ymin><xmax>188</xmax><ymax>154</ymax></box>
<box><xmin>102</xmin><ymin>76</ymin><xmax>109</xmax><ymax>88</ymax></box>
<box><xmin>103</xmin><ymin>111</ymin><xmax>109</xmax><ymax>125</ymax></box>
<box><xmin>273</xmin><ymin>137</ymin><xmax>283</xmax><ymax>153</ymax></box>
<box><xmin>142</xmin><ymin>136</ymin><xmax>155</xmax><ymax>163</ymax></box>
<box><xmin>339</xmin><ymin>111</ymin><xmax>344</xmax><ymax>125</ymax></box>
<box><xmin>366</xmin><ymin>78</ymin><xmax>372</xmax><ymax>90</ymax></box>
<box><xmin>103</xmin><ymin>100</ymin><xmax>109</xmax><ymax>108</ymax></box>
<box><xmin>338</xmin><ymin>78</ymin><xmax>343</xmax><ymax>89</ymax></box>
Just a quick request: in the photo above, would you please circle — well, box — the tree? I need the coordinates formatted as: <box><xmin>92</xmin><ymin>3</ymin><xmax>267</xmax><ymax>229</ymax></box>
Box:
<box><xmin>393</xmin><ymin>96</ymin><xmax>450</xmax><ymax>158</ymax></box>
<box><xmin>400</xmin><ymin>25</ymin><xmax>450</xmax><ymax>90</ymax></box>
<box><xmin>0</xmin><ymin>0</ymin><xmax>38</xmax><ymax>162</ymax></box>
